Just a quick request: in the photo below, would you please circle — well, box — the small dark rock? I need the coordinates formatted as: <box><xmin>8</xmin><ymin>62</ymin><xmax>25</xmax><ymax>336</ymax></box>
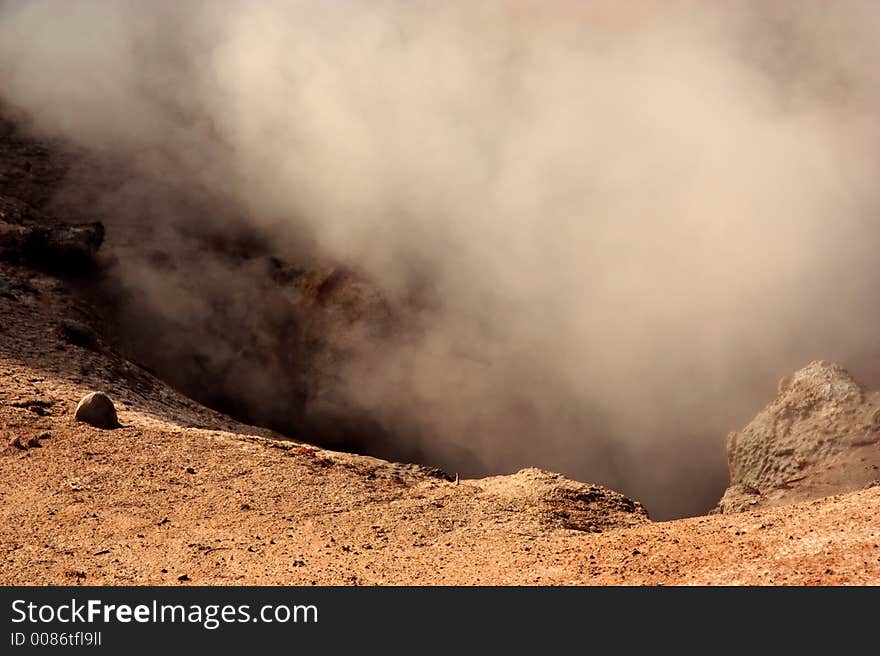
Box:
<box><xmin>185</xmin><ymin>466</ymin><xmax>197</xmax><ymax>475</ymax></box>
<box><xmin>0</xmin><ymin>220</ymin><xmax>104</xmax><ymax>271</ymax></box>
<box><xmin>59</xmin><ymin>319</ymin><xmax>100</xmax><ymax>350</ymax></box>
<box><xmin>177</xmin><ymin>574</ymin><xmax>190</xmax><ymax>582</ymax></box>
<box><xmin>8</xmin><ymin>436</ymin><xmax>27</xmax><ymax>450</ymax></box>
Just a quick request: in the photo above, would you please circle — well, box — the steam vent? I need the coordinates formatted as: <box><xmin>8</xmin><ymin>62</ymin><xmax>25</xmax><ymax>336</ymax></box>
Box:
<box><xmin>1</xmin><ymin>3</ymin><xmax>879</xmax><ymax>592</ymax></box>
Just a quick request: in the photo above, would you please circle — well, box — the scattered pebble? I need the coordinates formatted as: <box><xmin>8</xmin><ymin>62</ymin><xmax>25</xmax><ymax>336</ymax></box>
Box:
<box><xmin>59</xmin><ymin>319</ymin><xmax>100</xmax><ymax>350</ymax></box>
<box><xmin>8</xmin><ymin>436</ymin><xmax>26</xmax><ymax>450</ymax></box>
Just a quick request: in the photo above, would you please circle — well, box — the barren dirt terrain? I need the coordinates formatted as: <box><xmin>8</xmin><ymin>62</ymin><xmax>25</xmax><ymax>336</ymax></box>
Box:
<box><xmin>1</xmin><ymin>116</ymin><xmax>879</xmax><ymax>586</ymax></box>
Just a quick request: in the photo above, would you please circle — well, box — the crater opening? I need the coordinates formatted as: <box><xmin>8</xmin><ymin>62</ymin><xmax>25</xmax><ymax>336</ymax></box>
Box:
<box><xmin>4</xmin><ymin>2</ymin><xmax>880</xmax><ymax>522</ymax></box>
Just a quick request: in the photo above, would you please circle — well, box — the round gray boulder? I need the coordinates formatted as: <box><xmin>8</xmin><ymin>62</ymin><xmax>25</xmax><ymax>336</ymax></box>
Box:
<box><xmin>74</xmin><ymin>392</ymin><xmax>119</xmax><ymax>429</ymax></box>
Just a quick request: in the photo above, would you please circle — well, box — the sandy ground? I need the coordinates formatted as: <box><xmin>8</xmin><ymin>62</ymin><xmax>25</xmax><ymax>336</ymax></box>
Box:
<box><xmin>1</xmin><ymin>263</ymin><xmax>878</xmax><ymax>586</ymax></box>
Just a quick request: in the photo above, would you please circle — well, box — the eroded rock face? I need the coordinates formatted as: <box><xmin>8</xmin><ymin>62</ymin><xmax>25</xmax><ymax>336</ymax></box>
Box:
<box><xmin>717</xmin><ymin>361</ymin><xmax>880</xmax><ymax>513</ymax></box>
<box><xmin>0</xmin><ymin>220</ymin><xmax>104</xmax><ymax>270</ymax></box>
<box><xmin>74</xmin><ymin>391</ymin><xmax>119</xmax><ymax>429</ymax></box>
<box><xmin>477</xmin><ymin>468</ymin><xmax>649</xmax><ymax>532</ymax></box>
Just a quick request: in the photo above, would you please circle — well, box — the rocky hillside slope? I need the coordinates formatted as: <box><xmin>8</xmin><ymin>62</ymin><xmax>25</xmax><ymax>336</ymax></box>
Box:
<box><xmin>0</xmin><ymin>253</ymin><xmax>657</xmax><ymax>584</ymax></box>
